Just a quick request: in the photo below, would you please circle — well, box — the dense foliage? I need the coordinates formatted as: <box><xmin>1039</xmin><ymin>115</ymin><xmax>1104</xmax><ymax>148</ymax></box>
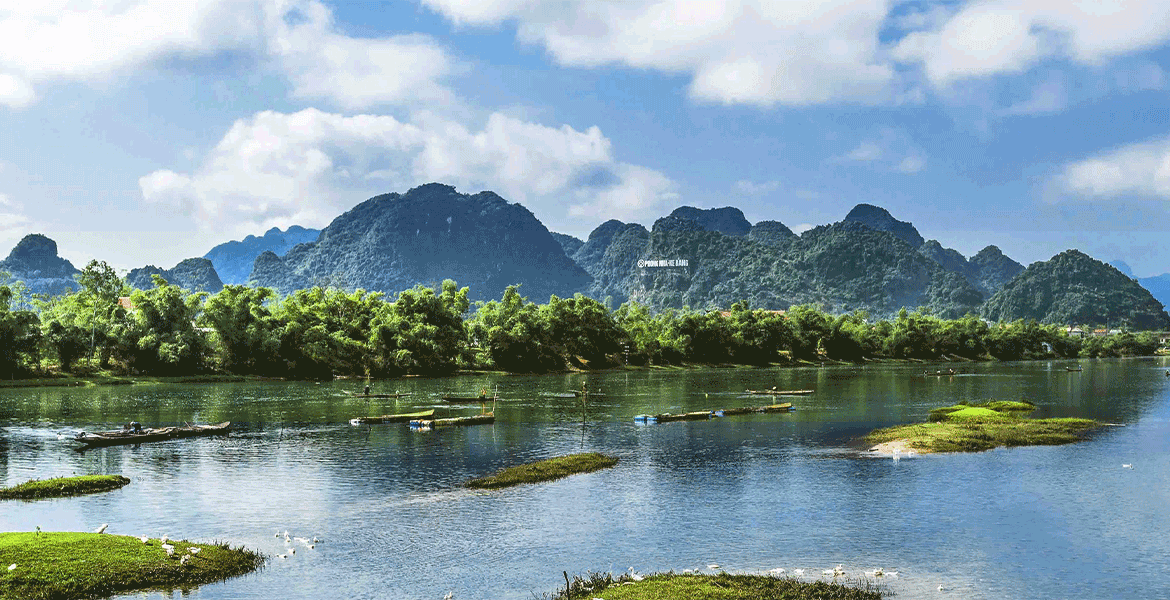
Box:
<box><xmin>3</xmin><ymin>265</ymin><xmax>1166</xmax><ymax>378</ymax></box>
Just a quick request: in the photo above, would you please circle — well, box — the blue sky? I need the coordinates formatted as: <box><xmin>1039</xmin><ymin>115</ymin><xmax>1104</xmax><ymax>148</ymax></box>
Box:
<box><xmin>2</xmin><ymin>1</ymin><xmax>1170</xmax><ymax>276</ymax></box>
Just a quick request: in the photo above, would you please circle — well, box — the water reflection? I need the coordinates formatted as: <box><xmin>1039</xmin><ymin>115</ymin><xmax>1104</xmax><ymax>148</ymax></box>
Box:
<box><xmin>1</xmin><ymin>357</ymin><xmax>1168</xmax><ymax>599</ymax></box>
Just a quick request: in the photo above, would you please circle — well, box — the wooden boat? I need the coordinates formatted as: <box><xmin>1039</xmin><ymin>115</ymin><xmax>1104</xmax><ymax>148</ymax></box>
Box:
<box><xmin>569</xmin><ymin>390</ymin><xmax>606</xmax><ymax>397</ymax></box>
<box><xmin>715</xmin><ymin>403</ymin><xmax>794</xmax><ymax>416</ymax></box>
<box><xmin>440</xmin><ymin>395</ymin><xmax>493</xmax><ymax>404</ymax></box>
<box><xmin>634</xmin><ymin>410</ymin><xmax>712</xmax><ymax>423</ymax></box>
<box><xmin>745</xmin><ymin>389</ymin><xmax>814</xmax><ymax>396</ymax></box>
<box><xmin>349</xmin><ymin>410</ymin><xmax>434</xmax><ymax>425</ymax></box>
<box><xmin>410</xmin><ymin>413</ymin><xmax>495</xmax><ymax>428</ymax></box>
<box><xmin>1065</xmin><ymin>367</ymin><xmax>1083</xmax><ymax>372</ymax></box>
<box><xmin>346</xmin><ymin>391</ymin><xmax>408</xmax><ymax>399</ymax></box>
<box><xmin>540</xmin><ymin>392</ymin><xmax>579</xmax><ymax>399</ymax></box>
<box><xmin>74</xmin><ymin>422</ymin><xmax>231</xmax><ymax>447</ymax></box>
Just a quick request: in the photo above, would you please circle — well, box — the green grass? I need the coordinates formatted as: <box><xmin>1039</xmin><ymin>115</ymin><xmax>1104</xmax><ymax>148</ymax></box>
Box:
<box><xmin>554</xmin><ymin>572</ymin><xmax>884</xmax><ymax>600</ymax></box>
<box><xmin>869</xmin><ymin>399</ymin><xmax>1099</xmax><ymax>452</ymax></box>
<box><xmin>466</xmin><ymin>453</ymin><xmax>619</xmax><ymax>489</ymax></box>
<box><xmin>0</xmin><ymin>532</ymin><xmax>264</xmax><ymax>600</ymax></box>
<box><xmin>0</xmin><ymin>476</ymin><xmax>131</xmax><ymax>501</ymax></box>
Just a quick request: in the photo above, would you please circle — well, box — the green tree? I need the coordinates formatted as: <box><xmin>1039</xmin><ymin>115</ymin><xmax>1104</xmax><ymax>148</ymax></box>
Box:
<box><xmin>0</xmin><ymin>284</ymin><xmax>41</xmax><ymax>376</ymax></box>
<box><xmin>369</xmin><ymin>280</ymin><xmax>470</xmax><ymax>375</ymax></box>
<box><xmin>110</xmin><ymin>275</ymin><xmax>207</xmax><ymax>374</ymax></box>
<box><xmin>200</xmin><ymin>285</ymin><xmax>282</xmax><ymax>374</ymax></box>
<box><xmin>468</xmin><ymin>286</ymin><xmax>562</xmax><ymax>372</ymax></box>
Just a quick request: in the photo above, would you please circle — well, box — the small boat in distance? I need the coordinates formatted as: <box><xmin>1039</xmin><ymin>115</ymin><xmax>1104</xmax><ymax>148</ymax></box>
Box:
<box><xmin>345</xmin><ymin>391</ymin><xmax>408</xmax><ymax>399</ymax></box>
<box><xmin>74</xmin><ymin>422</ymin><xmax>231</xmax><ymax>448</ymax></box>
<box><xmin>410</xmin><ymin>413</ymin><xmax>495</xmax><ymax>428</ymax></box>
<box><xmin>745</xmin><ymin>388</ymin><xmax>814</xmax><ymax>395</ymax></box>
<box><xmin>1065</xmin><ymin>367</ymin><xmax>1083</xmax><ymax>372</ymax></box>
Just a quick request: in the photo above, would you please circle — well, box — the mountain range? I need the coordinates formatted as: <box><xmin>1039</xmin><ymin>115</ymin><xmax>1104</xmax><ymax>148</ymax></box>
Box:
<box><xmin>3</xmin><ymin>183</ymin><xmax>1168</xmax><ymax>329</ymax></box>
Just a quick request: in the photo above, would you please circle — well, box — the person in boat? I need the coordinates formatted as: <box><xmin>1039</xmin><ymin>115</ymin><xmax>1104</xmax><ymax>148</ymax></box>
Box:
<box><xmin>364</xmin><ymin>384</ymin><xmax>371</xmax><ymax>396</ymax></box>
<box><xmin>122</xmin><ymin>421</ymin><xmax>143</xmax><ymax>433</ymax></box>
<box><xmin>948</xmin><ymin>369</ymin><xmax>955</xmax><ymax>375</ymax></box>
<box><xmin>582</xmin><ymin>381</ymin><xmax>589</xmax><ymax>395</ymax></box>
<box><xmin>480</xmin><ymin>387</ymin><xmax>488</xmax><ymax>400</ymax></box>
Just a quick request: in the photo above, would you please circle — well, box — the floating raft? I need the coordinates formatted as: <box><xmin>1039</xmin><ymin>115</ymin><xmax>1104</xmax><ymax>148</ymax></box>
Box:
<box><xmin>74</xmin><ymin>422</ymin><xmax>231</xmax><ymax>447</ymax></box>
<box><xmin>346</xmin><ymin>391</ymin><xmax>408</xmax><ymax>398</ymax></box>
<box><xmin>745</xmin><ymin>389</ymin><xmax>814</xmax><ymax>396</ymax></box>
<box><xmin>410</xmin><ymin>413</ymin><xmax>496</xmax><ymax>428</ymax></box>
<box><xmin>349</xmin><ymin>410</ymin><xmax>435</xmax><ymax>425</ymax></box>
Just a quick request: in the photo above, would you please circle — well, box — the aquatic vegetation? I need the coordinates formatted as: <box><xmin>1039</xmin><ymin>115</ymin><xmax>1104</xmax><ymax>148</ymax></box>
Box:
<box><xmin>550</xmin><ymin>571</ymin><xmax>884</xmax><ymax>600</ymax></box>
<box><xmin>0</xmin><ymin>532</ymin><xmax>263</xmax><ymax>600</ymax></box>
<box><xmin>869</xmin><ymin>399</ymin><xmax>1099</xmax><ymax>453</ymax></box>
<box><xmin>465</xmin><ymin>453</ymin><xmax>618</xmax><ymax>489</ymax></box>
<box><xmin>0</xmin><ymin>475</ymin><xmax>130</xmax><ymax>500</ymax></box>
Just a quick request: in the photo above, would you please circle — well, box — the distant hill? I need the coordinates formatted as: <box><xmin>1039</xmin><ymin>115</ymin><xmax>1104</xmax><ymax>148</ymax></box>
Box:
<box><xmin>0</xmin><ymin>234</ymin><xmax>80</xmax><ymax>296</ymax></box>
<box><xmin>1108</xmin><ymin>260</ymin><xmax>1170</xmax><ymax>313</ymax></box>
<box><xmin>249</xmin><ymin>183</ymin><xmax>591</xmax><ymax>301</ymax></box>
<box><xmin>573</xmin><ymin>210</ymin><xmax>983</xmax><ymax>318</ymax></box>
<box><xmin>126</xmin><ymin>258</ymin><xmax>224</xmax><ymax>294</ymax></box>
<box><xmin>844</xmin><ymin>203</ymin><xmax>925</xmax><ymax>248</ymax></box>
<box><xmin>918</xmin><ymin>240</ymin><xmax>1024</xmax><ymax>296</ymax></box>
<box><xmin>668</xmin><ymin>206</ymin><xmax>751</xmax><ymax>236</ymax></box>
<box><xmin>204</xmin><ymin>226</ymin><xmax>320</xmax><ymax>285</ymax></box>
<box><xmin>550</xmin><ymin>232</ymin><xmax>584</xmax><ymax>257</ymax></box>
<box><xmin>983</xmin><ymin>250</ymin><xmax>1170</xmax><ymax>329</ymax></box>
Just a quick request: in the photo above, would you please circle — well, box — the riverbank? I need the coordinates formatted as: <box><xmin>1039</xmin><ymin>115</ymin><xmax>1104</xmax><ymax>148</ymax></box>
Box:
<box><xmin>865</xmin><ymin>400</ymin><xmax>1102</xmax><ymax>453</ymax></box>
<box><xmin>0</xmin><ymin>475</ymin><xmax>130</xmax><ymax>500</ymax></box>
<box><xmin>0</xmin><ymin>532</ymin><xmax>263</xmax><ymax>600</ymax></box>
<box><xmin>0</xmin><ymin>374</ymin><xmax>250</xmax><ymax>389</ymax></box>
<box><xmin>466</xmin><ymin>453</ymin><xmax>618</xmax><ymax>489</ymax></box>
<box><xmin>555</xmin><ymin>571</ymin><xmax>884</xmax><ymax>600</ymax></box>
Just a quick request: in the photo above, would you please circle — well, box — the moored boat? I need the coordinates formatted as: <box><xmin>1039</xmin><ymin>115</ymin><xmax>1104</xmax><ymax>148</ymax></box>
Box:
<box><xmin>349</xmin><ymin>410</ymin><xmax>434</xmax><ymax>425</ymax></box>
<box><xmin>410</xmin><ymin>413</ymin><xmax>496</xmax><ymax>428</ymax></box>
<box><xmin>745</xmin><ymin>389</ymin><xmax>814</xmax><ymax>395</ymax></box>
<box><xmin>73</xmin><ymin>422</ymin><xmax>231</xmax><ymax>447</ymax></box>
<box><xmin>634</xmin><ymin>410</ymin><xmax>713</xmax><ymax>423</ymax></box>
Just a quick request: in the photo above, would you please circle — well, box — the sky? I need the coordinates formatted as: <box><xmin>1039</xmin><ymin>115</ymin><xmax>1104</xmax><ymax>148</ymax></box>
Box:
<box><xmin>2</xmin><ymin>1</ymin><xmax>1170</xmax><ymax>277</ymax></box>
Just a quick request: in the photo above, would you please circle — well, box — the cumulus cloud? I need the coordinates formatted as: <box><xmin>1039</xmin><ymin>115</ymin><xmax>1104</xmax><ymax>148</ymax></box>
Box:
<box><xmin>423</xmin><ymin>0</ymin><xmax>896</xmax><ymax>106</ymax></box>
<box><xmin>0</xmin><ymin>0</ymin><xmax>455</xmax><ymax>110</ymax></box>
<box><xmin>1055</xmin><ymin>136</ymin><xmax>1170</xmax><ymax>200</ymax></box>
<box><xmin>139</xmin><ymin>108</ymin><xmax>678</xmax><ymax>235</ymax></box>
<box><xmin>894</xmin><ymin>1</ymin><xmax>1170</xmax><ymax>86</ymax></box>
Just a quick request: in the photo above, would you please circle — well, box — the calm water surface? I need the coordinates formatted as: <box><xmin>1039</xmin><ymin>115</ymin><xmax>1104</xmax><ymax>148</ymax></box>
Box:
<box><xmin>2</xmin><ymin>358</ymin><xmax>1169</xmax><ymax>599</ymax></box>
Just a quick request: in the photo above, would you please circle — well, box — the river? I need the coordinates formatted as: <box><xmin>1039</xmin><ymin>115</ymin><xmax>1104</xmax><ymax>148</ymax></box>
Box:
<box><xmin>2</xmin><ymin>358</ymin><xmax>1168</xmax><ymax>599</ymax></box>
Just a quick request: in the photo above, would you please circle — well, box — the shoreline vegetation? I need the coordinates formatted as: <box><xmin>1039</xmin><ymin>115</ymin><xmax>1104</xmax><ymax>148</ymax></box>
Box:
<box><xmin>865</xmin><ymin>400</ymin><xmax>1103</xmax><ymax>453</ymax></box>
<box><xmin>0</xmin><ymin>475</ymin><xmax>131</xmax><ymax>500</ymax></box>
<box><xmin>2</xmin><ymin>266</ymin><xmax>1164</xmax><ymax>383</ymax></box>
<box><xmin>552</xmin><ymin>571</ymin><xmax>884</xmax><ymax>600</ymax></box>
<box><xmin>466</xmin><ymin>453</ymin><xmax>618</xmax><ymax>489</ymax></box>
<box><xmin>0</xmin><ymin>532</ymin><xmax>263</xmax><ymax>600</ymax></box>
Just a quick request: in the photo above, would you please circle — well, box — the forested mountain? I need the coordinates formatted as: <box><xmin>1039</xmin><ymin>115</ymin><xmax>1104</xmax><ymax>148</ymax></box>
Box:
<box><xmin>0</xmin><ymin>234</ymin><xmax>80</xmax><ymax>296</ymax></box>
<box><xmin>203</xmin><ymin>226</ymin><xmax>319</xmax><ymax>285</ymax></box>
<box><xmin>550</xmin><ymin>232</ymin><xmax>584</xmax><ymax>257</ymax></box>
<box><xmin>573</xmin><ymin>212</ymin><xmax>984</xmax><ymax>318</ymax></box>
<box><xmin>918</xmin><ymin>240</ymin><xmax>1024</xmax><ymax>296</ymax></box>
<box><xmin>1108</xmin><ymin>260</ymin><xmax>1170</xmax><ymax>312</ymax></box>
<box><xmin>843</xmin><ymin>203</ymin><xmax>925</xmax><ymax>248</ymax></box>
<box><xmin>126</xmin><ymin>258</ymin><xmax>224</xmax><ymax>294</ymax></box>
<box><xmin>983</xmin><ymin>250</ymin><xmax>1170</xmax><ymax>329</ymax></box>
<box><xmin>248</xmin><ymin>183</ymin><xmax>590</xmax><ymax>302</ymax></box>
<box><xmin>667</xmin><ymin>206</ymin><xmax>752</xmax><ymax>236</ymax></box>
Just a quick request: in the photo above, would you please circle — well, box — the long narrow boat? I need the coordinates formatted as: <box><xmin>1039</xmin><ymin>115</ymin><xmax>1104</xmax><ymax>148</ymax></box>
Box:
<box><xmin>634</xmin><ymin>410</ymin><xmax>713</xmax><ymax>423</ymax></box>
<box><xmin>714</xmin><ymin>402</ymin><xmax>794</xmax><ymax>416</ymax></box>
<box><xmin>345</xmin><ymin>391</ymin><xmax>408</xmax><ymax>399</ymax></box>
<box><xmin>745</xmin><ymin>389</ymin><xmax>814</xmax><ymax>396</ymax></box>
<box><xmin>349</xmin><ymin>410</ymin><xmax>435</xmax><ymax>425</ymax></box>
<box><xmin>440</xmin><ymin>395</ymin><xmax>493</xmax><ymax>404</ymax></box>
<box><xmin>73</xmin><ymin>422</ymin><xmax>231</xmax><ymax>448</ymax></box>
<box><xmin>410</xmin><ymin>413</ymin><xmax>496</xmax><ymax>428</ymax></box>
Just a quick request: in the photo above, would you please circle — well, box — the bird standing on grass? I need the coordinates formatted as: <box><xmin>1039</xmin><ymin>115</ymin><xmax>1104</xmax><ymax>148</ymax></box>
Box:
<box><xmin>94</xmin><ymin>524</ymin><xmax>108</xmax><ymax>534</ymax></box>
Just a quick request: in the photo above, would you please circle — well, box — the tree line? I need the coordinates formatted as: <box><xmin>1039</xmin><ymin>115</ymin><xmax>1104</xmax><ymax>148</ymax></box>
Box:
<box><xmin>0</xmin><ymin>261</ymin><xmax>1162</xmax><ymax>379</ymax></box>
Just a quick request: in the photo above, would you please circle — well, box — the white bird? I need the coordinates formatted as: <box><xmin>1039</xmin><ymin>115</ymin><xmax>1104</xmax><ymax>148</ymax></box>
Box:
<box><xmin>278</xmin><ymin>554</ymin><xmax>287</xmax><ymax>559</ymax></box>
<box><xmin>290</xmin><ymin>547</ymin><xmax>295</xmax><ymax>555</ymax></box>
<box><xmin>313</xmin><ymin>537</ymin><xmax>321</xmax><ymax>543</ymax></box>
<box><xmin>179</xmin><ymin>555</ymin><xmax>189</xmax><ymax>566</ymax></box>
<box><xmin>308</xmin><ymin>544</ymin><xmax>315</xmax><ymax>549</ymax></box>
<box><xmin>938</xmin><ymin>585</ymin><xmax>946</xmax><ymax>591</ymax></box>
<box><xmin>768</xmin><ymin>568</ymin><xmax>785</xmax><ymax>574</ymax></box>
<box><xmin>864</xmin><ymin>568</ymin><xmax>884</xmax><ymax>577</ymax></box>
<box><xmin>443</xmin><ymin>593</ymin><xmax>453</xmax><ymax>600</ymax></box>
<box><xmin>139</xmin><ymin>536</ymin><xmax>149</xmax><ymax>544</ymax></box>
<box><xmin>627</xmin><ymin>567</ymin><xmax>644</xmax><ymax>582</ymax></box>
<box><xmin>94</xmin><ymin>524</ymin><xmax>108</xmax><ymax>534</ymax></box>
<box><xmin>160</xmin><ymin>535</ymin><xmax>168</xmax><ymax>544</ymax></box>
<box><xmin>1123</xmin><ymin>464</ymin><xmax>1133</xmax><ymax>469</ymax></box>
<box><xmin>682</xmin><ymin>569</ymin><xmax>693</xmax><ymax>574</ymax></box>
<box><xmin>161</xmin><ymin>544</ymin><xmax>174</xmax><ymax>556</ymax></box>
<box><xmin>793</xmin><ymin>569</ymin><xmax>805</xmax><ymax>576</ymax></box>
<box><xmin>707</xmin><ymin>564</ymin><xmax>720</xmax><ymax>570</ymax></box>
<box><xmin>7</xmin><ymin>564</ymin><xmax>15</xmax><ymax>571</ymax></box>
<box><xmin>188</xmin><ymin>547</ymin><xmax>200</xmax><ymax>554</ymax></box>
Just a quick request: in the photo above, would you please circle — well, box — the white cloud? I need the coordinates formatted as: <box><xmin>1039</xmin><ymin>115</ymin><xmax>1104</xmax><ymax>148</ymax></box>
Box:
<box><xmin>999</xmin><ymin>73</ymin><xmax>1066</xmax><ymax>116</ymax></box>
<box><xmin>0</xmin><ymin>194</ymin><xmax>32</xmax><ymax>242</ymax></box>
<box><xmin>139</xmin><ymin>108</ymin><xmax>678</xmax><ymax>236</ymax></box>
<box><xmin>734</xmin><ymin>180</ymin><xmax>780</xmax><ymax>196</ymax></box>
<box><xmin>835</xmin><ymin>128</ymin><xmax>926</xmax><ymax>173</ymax></box>
<box><xmin>894</xmin><ymin>1</ymin><xmax>1170</xmax><ymax>86</ymax></box>
<box><xmin>423</xmin><ymin>0</ymin><xmax>896</xmax><ymax>106</ymax></box>
<box><xmin>1055</xmin><ymin>136</ymin><xmax>1170</xmax><ymax>200</ymax></box>
<box><xmin>0</xmin><ymin>1</ymin><xmax>456</xmax><ymax>110</ymax></box>
<box><xmin>792</xmin><ymin>223</ymin><xmax>815</xmax><ymax>235</ymax></box>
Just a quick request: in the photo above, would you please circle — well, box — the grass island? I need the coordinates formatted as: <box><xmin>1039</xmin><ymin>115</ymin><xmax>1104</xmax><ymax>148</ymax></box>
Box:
<box><xmin>0</xmin><ymin>475</ymin><xmax>131</xmax><ymax>500</ymax></box>
<box><xmin>555</xmin><ymin>571</ymin><xmax>884</xmax><ymax>600</ymax></box>
<box><xmin>0</xmin><ymin>532</ymin><xmax>263</xmax><ymax>600</ymax></box>
<box><xmin>466</xmin><ymin>453</ymin><xmax>618</xmax><ymax>489</ymax></box>
<box><xmin>865</xmin><ymin>400</ymin><xmax>1103</xmax><ymax>453</ymax></box>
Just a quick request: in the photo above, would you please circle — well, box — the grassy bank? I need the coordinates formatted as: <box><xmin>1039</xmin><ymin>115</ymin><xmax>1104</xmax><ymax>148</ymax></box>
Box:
<box><xmin>0</xmin><ymin>475</ymin><xmax>130</xmax><ymax>500</ymax></box>
<box><xmin>866</xmin><ymin>400</ymin><xmax>1101</xmax><ymax>453</ymax></box>
<box><xmin>0</xmin><ymin>374</ymin><xmax>249</xmax><ymax>389</ymax></box>
<box><xmin>466</xmin><ymin>453</ymin><xmax>618</xmax><ymax>489</ymax></box>
<box><xmin>0</xmin><ymin>532</ymin><xmax>263</xmax><ymax>600</ymax></box>
<box><xmin>554</xmin><ymin>571</ymin><xmax>884</xmax><ymax>600</ymax></box>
